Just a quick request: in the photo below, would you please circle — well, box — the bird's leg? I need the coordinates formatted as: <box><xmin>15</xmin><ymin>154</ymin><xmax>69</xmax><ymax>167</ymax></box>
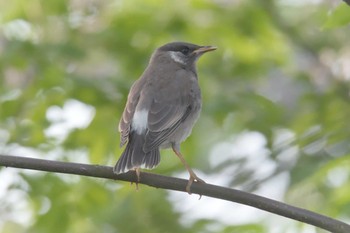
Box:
<box><xmin>134</xmin><ymin>167</ymin><xmax>141</xmax><ymax>190</ymax></box>
<box><xmin>172</xmin><ymin>145</ymin><xmax>205</xmax><ymax>194</ymax></box>
<box><xmin>135</xmin><ymin>167</ymin><xmax>141</xmax><ymax>182</ymax></box>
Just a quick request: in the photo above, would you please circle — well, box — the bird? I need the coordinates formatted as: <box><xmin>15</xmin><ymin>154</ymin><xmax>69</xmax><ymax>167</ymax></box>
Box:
<box><xmin>113</xmin><ymin>41</ymin><xmax>217</xmax><ymax>193</ymax></box>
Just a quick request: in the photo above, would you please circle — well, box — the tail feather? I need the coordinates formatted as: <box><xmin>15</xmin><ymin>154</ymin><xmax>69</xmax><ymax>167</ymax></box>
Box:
<box><xmin>141</xmin><ymin>149</ymin><xmax>160</xmax><ymax>169</ymax></box>
<box><xmin>113</xmin><ymin>133</ymin><xmax>160</xmax><ymax>174</ymax></box>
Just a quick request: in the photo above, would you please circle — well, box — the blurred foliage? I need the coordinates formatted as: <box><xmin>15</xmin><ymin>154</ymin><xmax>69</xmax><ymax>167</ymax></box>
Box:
<box><xmin>1</xmin><ymin>0</ymin><xmax>350</xmax><ymax>232</ymax></box>
<box><xmin>324</xmin><ymin>2</ymin><xmax>350</xmax><ymax>29</ymax></box>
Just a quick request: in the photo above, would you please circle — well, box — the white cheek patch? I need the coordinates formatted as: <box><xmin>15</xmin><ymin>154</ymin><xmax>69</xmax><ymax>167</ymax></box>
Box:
<box><xmin>131</xmin><ymin>109</ymin><xmax>148</xmax><ymax>134</ymax></box>
<box><xmin>170</xmin><ymin>51</ymin><xmax>186</xmax><ymax>65</ymax></box>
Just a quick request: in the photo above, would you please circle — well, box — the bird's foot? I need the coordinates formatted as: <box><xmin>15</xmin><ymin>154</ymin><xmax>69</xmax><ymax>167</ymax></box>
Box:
<box><xmin>131</xmin><ymin>168</ymin><xmax>141</xmax><ymax>191</ymax></box>
<box><xmin>186</xmin><ymin>173</ymin><xmax>206</xmax><ymax>194</ymax></box>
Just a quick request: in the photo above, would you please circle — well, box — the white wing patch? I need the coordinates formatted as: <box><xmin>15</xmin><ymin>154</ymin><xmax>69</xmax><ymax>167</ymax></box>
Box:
<box><xmin>131</xmin><ymin>109</ymin><xmax>148</xmax><ymax>134</ymax></box>
<box><xmin>169</xmin><ymin>51</ymin><xmax>186</xmax><ymax>65</ymax></box>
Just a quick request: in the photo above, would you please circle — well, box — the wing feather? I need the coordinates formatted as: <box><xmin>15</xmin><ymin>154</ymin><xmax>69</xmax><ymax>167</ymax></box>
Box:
<box><xmin>118</xmin><ymin>80</ymin><xmax>144</xmax><ymax>147</ymax></box>
<box><xmin>144</xmin><ymin>106</ymin><xmax>191</xmax><ymax>152</ymax></box>
<box><xmin>143</xmin><ymin>70</ymin><xmax>194</xmax><ymax>151</ymax></box>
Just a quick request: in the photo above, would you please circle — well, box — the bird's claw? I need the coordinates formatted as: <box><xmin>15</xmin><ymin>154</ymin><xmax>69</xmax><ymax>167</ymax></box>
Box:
<box><xmin>186</xmin><ymin>175</ymin><xmax>206</xmax><ymax>195</ymax></box>
<box><xmin>130</xmin><ymin>168</ymin><xmax>141</xmax><ymax>191</ymax></box>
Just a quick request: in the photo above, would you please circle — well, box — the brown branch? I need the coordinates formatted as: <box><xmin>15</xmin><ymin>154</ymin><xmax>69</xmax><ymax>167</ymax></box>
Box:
<box><xmin>0</xmin><ymin>154</ymin><xmax>349</xmax><ymax>233</ymax></box>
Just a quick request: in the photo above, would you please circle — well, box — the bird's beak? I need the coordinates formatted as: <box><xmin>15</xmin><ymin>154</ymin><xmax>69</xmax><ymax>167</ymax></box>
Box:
<box><xmin>193</xmin><ymin>46</ymin><xmax>217</xmax><ymax>55</ymax></box>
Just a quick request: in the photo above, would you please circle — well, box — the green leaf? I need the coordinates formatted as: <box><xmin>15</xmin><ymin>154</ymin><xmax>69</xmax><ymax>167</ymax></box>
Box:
<box><xmin>323</xmin><ymin>3</ymin><xmax>350</xmax><ymax>29</ymax></box>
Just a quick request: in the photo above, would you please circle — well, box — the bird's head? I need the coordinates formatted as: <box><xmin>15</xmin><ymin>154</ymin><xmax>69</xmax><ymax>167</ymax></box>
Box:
<box><xmin>153</xmin><ymin>42</ymin><xmax>217</xmax><ymax>69</ymax></box>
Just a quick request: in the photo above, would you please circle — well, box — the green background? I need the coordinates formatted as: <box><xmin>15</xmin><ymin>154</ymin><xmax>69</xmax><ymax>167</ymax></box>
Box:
<box><xmin>1</xmin><ymin>0</ymin><xmax>350</xmax><ymax>232</ymax></box>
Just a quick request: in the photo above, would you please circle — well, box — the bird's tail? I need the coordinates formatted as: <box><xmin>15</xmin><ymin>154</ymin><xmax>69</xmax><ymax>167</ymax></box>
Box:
<box><xmin>113</xmin><ymin>133</ymin><xmax>160</xmax><ymax>174</ymax></box>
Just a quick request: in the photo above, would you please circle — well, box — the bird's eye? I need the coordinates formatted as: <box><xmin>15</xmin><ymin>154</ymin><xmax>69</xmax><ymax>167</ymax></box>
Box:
<box><xmin>181</xmin><ymin>47</ymin><xmax>190</xmax><ymax>55</ymax></box>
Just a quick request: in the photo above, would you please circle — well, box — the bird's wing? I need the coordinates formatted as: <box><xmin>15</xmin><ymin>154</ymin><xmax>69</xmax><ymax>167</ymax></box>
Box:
<box><xmin>118</xmin><ymin>80</ymin><xmax>143</xmax><ymax>147</ymax></box>
<box><xmin>143</xmin><ymin>72</ymin><xmax>193</xmax><ymax>152</ymax></box>
<box><xmin>148</xmin><ymin>97</ymin><xmax>190</xmax><ymax>132</ymax></box>
<box><xmin>144</xmin><ymin>102</ymin><xmax>191</xmax><ymax>152</ymax></box>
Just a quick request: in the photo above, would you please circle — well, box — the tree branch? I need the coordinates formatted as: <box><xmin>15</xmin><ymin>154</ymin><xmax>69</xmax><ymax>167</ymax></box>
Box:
<box><xmin>0</xmin><ymin>154</ymin><xmax>349</xmax><ymax>233</ymax></box>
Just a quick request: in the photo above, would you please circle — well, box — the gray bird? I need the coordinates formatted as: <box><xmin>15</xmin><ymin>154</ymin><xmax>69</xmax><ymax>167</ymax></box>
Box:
<box><xmin>114</xmin><ymin>41</ymin><xmax>217</xmax><ymax>193</ymax></box>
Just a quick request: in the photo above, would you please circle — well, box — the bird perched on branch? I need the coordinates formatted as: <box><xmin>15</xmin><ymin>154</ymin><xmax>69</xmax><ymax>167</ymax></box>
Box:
<box><xmin>114</xmin><ymin>41</ymin><xmax>217</xmax><ymax>193</ymax></box>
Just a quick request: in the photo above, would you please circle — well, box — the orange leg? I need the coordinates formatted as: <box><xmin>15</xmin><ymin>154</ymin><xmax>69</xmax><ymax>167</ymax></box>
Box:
<box><xmin>172</xmin><ymin>146</ymin><xmax>205</xmax><ymax>194</ymax></box>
